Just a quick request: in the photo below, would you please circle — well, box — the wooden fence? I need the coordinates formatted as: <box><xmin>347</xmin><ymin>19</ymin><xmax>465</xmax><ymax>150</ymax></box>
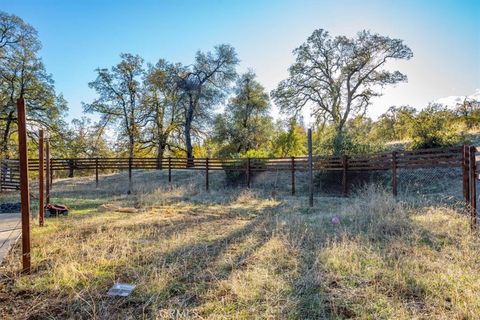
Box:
<box><xmin>0</xmin><ymin>159</ymin><xmax>20</xmax><ymax>191</ymax></box>
<box><xmin>27</xmin><ymin>146</ymin><xmax>464</xmax><ymax>172</ymax></box>
<box><xmin>2</xmin><ymin>146</ymin><xmax>478</xmax><ymax>221</ymax></box>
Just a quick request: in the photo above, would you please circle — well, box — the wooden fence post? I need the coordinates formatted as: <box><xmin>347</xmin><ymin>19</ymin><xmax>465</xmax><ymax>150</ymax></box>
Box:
<box><xmin>469</xmin><ymin>146</ymin><xmax>477</xmax><ymax>230</ymax></box>
<box><xmin>246</xmin><ymin>157</ymin><xmax>251</xmax><ymax>188</ymax></box>
<box><xmin>342</xmin><ymin>155</ymin><xmax>348</xmax><ymax>196</ymax></box>
<box><xmin>168</xmin><ymin>157</ymin><xmax>172</xmax><ymax>183</ymax></box>
<box><xmin>128</xmin><ymin>157</ymin><xmax>132</xmax><ymax>194</ymax></box>
<box><xmin>95</xmin><ymin>157</ymin><xmax>99</xmax><ymax>187</ymax></box>
<box><xmin>291</xmin><ymin>156</ymin><xmax>295</xmax><ymax>195</ymax></box>
<box><xmin>17</xmin><ymin>98</ymin><xmax>31</xmax><ymax>273</ymax></box>
<box><xmin>46</xmin><ymin>139</ymin><xmax>50</xmax><ymax>204</ymax></box>
<box><xmin>392</xmin><ymin>151</ymin><xmax>398</xmax><ymax>197</ymax></box>
<box><xmin>308</xmin><ymin>128</ymin><xmax>313</xmax><ymax>207</ymax></box>
<box><xmin>38</xmin><ymin>129</ymin><xmax>45</xmax><ymax>227</ymax></box>
<box><xmin>205</xmin><ymin>157</ymin><xmax>209</xmax><ymax>191</ymax></box>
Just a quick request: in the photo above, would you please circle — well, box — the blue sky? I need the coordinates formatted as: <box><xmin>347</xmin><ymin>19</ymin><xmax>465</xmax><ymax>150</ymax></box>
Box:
<box><xmin>1</xmin><ymin>0</ymin><xmax>479</xmax><ymax>123</ymax></box>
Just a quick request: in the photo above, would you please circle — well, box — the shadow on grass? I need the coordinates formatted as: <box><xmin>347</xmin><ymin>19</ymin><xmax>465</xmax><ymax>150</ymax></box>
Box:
<box><xmin>74</xmin><ymin>210</ymin><xmax>253</xmax><ymax>244</ymax></box>
<box><xmin>118</xmin><ymin>209</ymin><xmax>277</xmax><ymax>316</ymax></box>
<box><xmin>285</xmin><ymin>206</ymin><xmax>458</xmax><ymax>319</ymax></box>
<box><xmin>5</xmin><ymin>197</ymin><xmax>280</xmax><ymax>318</ymax></box>
<box><xmin>4</xmin><ymin>183</ymin><xmax>468</xmax><ymax>319</ymax></box>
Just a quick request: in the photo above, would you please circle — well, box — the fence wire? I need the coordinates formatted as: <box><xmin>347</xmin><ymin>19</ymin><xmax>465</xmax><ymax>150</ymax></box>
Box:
<box><xmin>3</xmin><ymin>147</ymin><xmax>478</xmax><ymax>223</ymax></box>
<box><xmin>397</xmin><ymin>167</ymin><xmax>466</xmax><ymax>211</ymax></box>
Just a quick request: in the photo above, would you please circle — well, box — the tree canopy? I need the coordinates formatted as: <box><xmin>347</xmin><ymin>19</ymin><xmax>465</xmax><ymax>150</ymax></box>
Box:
<box><xmin>179</xmin><ymin>44</ymin><xmax>239</xmax><ymax>160</ymax></box>
<box><xmin>212</xmin><ymin>71</ymin><xmax>273</xmax><ymax>156</ymax></box>
<box><xmin>4</xmin><ymin>12</ymin><xmax>478</xmax><ymax>162</ymax></box>
<box><xmin>0</xmin><ymin>11</ymin><xmax>67</xmax><ymax>158</ymax></box>
<box><xmin>141</xmin><ymin>59</ymin><xmax>185</xmax><ymax>164</ymax></box>
<box><xmin>271</xmin><ymin>29</ymin><xmax>413</xmax><ymax>154</ymax></box>
<box><xmin>84</xmin><ymin>53</ymin><xmax>144</xmax><ymax>158</ymax></box>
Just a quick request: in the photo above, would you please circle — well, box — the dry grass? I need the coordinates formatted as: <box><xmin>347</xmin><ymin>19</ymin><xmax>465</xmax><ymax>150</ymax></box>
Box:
<box><xmin>0</xmin><ymin>170</ymin><xmax>479</xmax><ymax>319</ymax></box>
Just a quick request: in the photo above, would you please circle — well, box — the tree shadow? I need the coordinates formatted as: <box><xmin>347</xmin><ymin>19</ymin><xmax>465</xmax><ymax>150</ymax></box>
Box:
<box><xmin>6</xmin><ymin>188</ymin><xmax>463</xmax><ymax>319</ymax></box>
<box><xmin>92</xmin><ymin>204</ymin><xmax>279</xmax><ymax>317</ymax></box>
<box><xmin>288</xmin><ymin>206</ymin><xmax>461</xmax><ymax>319</ymax></box>
<box><xmin>145</xmin><ymin>214</ymin><xmax>274</xmax><ymax>312</ymax></box>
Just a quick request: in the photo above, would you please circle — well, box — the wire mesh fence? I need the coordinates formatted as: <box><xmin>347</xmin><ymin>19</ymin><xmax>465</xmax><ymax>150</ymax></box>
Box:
<box><xmin>2</xmin><ymin>146</ymin><xmax>478</xmax><ymax>228</ymax></box>
<box><xmin>395</xmin><ymin>166</ymin><xmax>470</xmax><ymax>220</ymax></box>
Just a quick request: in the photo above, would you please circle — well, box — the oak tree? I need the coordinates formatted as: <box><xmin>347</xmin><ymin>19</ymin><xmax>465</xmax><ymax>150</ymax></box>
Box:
<box><xmin>212</xmin><ymin>71</ymin><xmax>272</xmax><ymax>156</ymax></box>
<box><xmin>141</xmin><ymin>59</ymin><xmax>185</xmax><ymax>166</ymax></box>
<box><xmin>85</xmin><ymin>53</ymin><xmax>144</xmax><ymax>159</ymax></box>
<box><xmin>0</xmin><ymin>11</ymin><xmax>67</xmax><ymax>157</ymax></box>
<box><xmin>272</xmin><ymin>29</ymin><xmax>413</xmax><ymax>154</ymax></box>
<box><xmin>178</xmin><ymin>44</ymin><xmax>238</xmax><ymax>160</ymax></box>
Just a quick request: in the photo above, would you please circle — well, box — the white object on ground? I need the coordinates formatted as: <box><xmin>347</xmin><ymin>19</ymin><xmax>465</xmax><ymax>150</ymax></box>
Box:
<box><xmin>107</xmin><ymin>283</ymin><xmax>136</xmax><ymax>297</ymax></box>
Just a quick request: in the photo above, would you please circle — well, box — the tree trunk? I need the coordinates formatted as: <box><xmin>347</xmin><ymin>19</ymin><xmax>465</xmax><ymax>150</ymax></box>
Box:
<box><xmin>156</xmin><ymin>144</ymin><xmax>165</xmax><ymax>169</ymax></box>
<box><xmin>332</xmin><ymin>125</ymin><xmax>345</xmax><ymax>155</ymax></box>
<box><xmin>185</xmin><ymin>102</ymin><xmax>194</xmax><ymax>167</ymax></box>
<box><xmin>1</xmin><ymin>111</ymin><xmax>14</xmax><ymax>158</ymax></box>
<box><xmin>128</xmin><ymin>135</ymin><xmax>134</xmax><ymax>194</ymax></box>
<box><xmin>129</xmin><ymin>135</ymin><xmax>135</xmax><ymax>159</ymax></box>
<box><xmin>68</xmin><ymin>159</ymin><xmax>74</xmax><ymax>178</ymax></box>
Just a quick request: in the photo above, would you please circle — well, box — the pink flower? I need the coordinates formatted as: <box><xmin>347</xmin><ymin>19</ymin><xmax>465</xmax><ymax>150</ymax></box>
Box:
<box><xmin>331</xmin><ymin>216</ymin><xmax>340</xmax><ymax>225</ymax></box>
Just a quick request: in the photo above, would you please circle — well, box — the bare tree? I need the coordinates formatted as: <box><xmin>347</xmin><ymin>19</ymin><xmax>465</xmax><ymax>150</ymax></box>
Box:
<box><xmin>272</xmin><ymin>29</ymin><xmax>412</xmax><ymax>153</ymax></box>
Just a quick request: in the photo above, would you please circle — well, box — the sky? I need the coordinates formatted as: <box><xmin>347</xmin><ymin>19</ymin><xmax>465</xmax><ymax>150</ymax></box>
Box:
<box><xmin>1</xmin><ymin>0</ymin><xmax>479</xmax><ymax>125</ymax></box>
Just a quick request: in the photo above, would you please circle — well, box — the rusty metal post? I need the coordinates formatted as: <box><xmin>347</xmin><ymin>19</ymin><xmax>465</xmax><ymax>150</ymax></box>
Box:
<box><xmin>473</xmin><ymin>154</ymin><xmax>477</xmax><ymax>230</ymax></box>
<box><xmin>308</xmin><ymin>128</ymin><xmax>313</xmax><ymax>207</ymax></box>
<box><xmin>291</xmin><ymin>156</ymin><xmax>295</xmax><ymax>195</ymax></box>
<box><xmin>168</xmin><ymin>157</ymin><xmax>172</xmax><ymax>183</ymax></box>
<box><xmin>49</xmin><ymin>156</ymin><xmax>53</xmax><ymax>187</ymax></box>
<box><xmin>50</xmin><ymin>162</ymin><xmax>54</xmax><ymax>187</ymax></box>
<box><xmin>45</xmin><ymin>139</ymin><xmax>50</xmax><ymax>204</ymax></box>
<box><xmin>342</xmin><ymin>155</ymin><xmax>348</xmax><ymax>197</ymax></box>
<box><xmin>205</xmin><ymin>157</ymin><xmax>209</xmax><ymax>191</ymax></box>
<box><xmin>38</xmin><ymin>129</ymin><xmax>45</xmax><ymax>227</ymax></box>
<box><xmin>95</xmin><ymin>157</ymin><xmax>99</xmax><ymax>187</ymax></box>
<box><xmin>246</xmin><ymin>157</ymin><xmax>251</xmax><ymax>188</ymax></box>
<box><xmin>392</xmin><ymin>151</ymin><xmax>398</xmax><ymax>197</ymax></box>
<box><xmin>463</xmin><ymin>145</ymin><xmax>470</xmax><ymax>204</ymax></box>
<box><xmin>17</xmin><ymin>98</ymin><xmax>31</xmax><ymax>273</ymax></box>
<box><xmin>469</xmin><ymin>146</ymin><xmax>477</xmax><ymax>230</ymax></box>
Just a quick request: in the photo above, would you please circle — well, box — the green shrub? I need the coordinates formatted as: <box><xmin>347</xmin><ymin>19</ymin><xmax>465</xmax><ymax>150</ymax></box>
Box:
<box><xmin>410</xmin><ymin>104</ymin><xmax>463</xmax><ymax>149</ymax></box>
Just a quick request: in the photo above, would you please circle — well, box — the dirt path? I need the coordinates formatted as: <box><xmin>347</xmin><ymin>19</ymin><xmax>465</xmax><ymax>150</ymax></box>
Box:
<box><xmin>0</xmin><ymin>213</ymin><xmax>21</xmax><ymax>263</ymax></box>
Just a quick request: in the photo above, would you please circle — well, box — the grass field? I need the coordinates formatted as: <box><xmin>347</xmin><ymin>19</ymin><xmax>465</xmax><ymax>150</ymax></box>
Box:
<box><xmin>0</xmin><ymin>170</ymin><xmax>479</xmax><ymax>319</ymax></box>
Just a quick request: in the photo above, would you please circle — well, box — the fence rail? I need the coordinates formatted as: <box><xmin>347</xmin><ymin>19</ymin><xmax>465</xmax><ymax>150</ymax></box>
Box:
<box><xmin>1</xmin><ymin>145</ymin><xmax>478</xmax><ymax>228</ymax></box>
<box><xmin>0</xmin><ymin>159</ymin><xmax>20</xmax><ymax>191</ymax></box>
<box><xmin>25</xmin><ymin>146</ymin><xmax>464</xmax><ymax>173</ymax></box>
